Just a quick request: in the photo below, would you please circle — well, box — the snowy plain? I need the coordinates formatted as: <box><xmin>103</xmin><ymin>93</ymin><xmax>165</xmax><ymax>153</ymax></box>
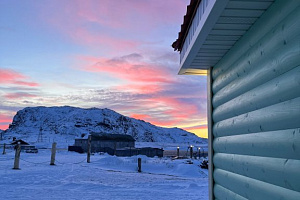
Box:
<box><xmin>0</xmin><ymin>146</ymin><xmax>208</xmax><ymax>200</ymax></box>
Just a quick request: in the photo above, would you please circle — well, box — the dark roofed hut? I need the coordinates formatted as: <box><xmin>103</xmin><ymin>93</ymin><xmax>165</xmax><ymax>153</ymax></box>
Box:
<box><xmin>11</xmin><ymin>139</ymin><xmax>29</xmax><ymax>145</ymax></box>
<box><xmin>73</xmin><ymin>133</ymin><xmax>135</xmax><ymax>153</ymax></box>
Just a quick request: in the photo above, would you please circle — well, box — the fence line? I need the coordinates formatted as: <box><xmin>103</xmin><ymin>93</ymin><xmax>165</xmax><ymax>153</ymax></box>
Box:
<box><xmin>20</xmin><ymin>158</ymin><xmax>50</xmax><ymax>165</ymax></box>
<box><xmin>0</xmin><ymin>157</ymin><xmax>14</xmax><ymax>161</ymax></box>
<box><xmin>55</xmin><ymin>158</ymin><xmax>87</xmax><ymax>165</ymax></box>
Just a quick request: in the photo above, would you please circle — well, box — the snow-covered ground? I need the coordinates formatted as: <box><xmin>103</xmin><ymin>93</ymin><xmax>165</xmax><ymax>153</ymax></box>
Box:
<box><xmin>0</xmin><ymin>148</ymin><xmax>208</xmax><ymax>200</ymax></box>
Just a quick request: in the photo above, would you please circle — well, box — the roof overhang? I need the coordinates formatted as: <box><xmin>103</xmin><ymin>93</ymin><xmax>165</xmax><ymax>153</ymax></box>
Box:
<box><xmin>176</xmin><ymin>0</ymin><xmax>275</xmax><ymax>75</ymax></box>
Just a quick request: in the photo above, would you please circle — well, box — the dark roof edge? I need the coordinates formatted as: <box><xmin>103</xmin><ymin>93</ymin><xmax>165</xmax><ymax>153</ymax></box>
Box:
<box><xmin>172</xmin><ymin>0</ymin><xmax>201</xmax><ymax>52</ymax></box>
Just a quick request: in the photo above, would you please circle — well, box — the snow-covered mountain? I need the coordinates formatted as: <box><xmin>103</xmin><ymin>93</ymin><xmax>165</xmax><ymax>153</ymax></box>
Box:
<box><xmin>3</xmin><ymin>106</ymin><xmax>206</xmax><ymax>146</ymax></box>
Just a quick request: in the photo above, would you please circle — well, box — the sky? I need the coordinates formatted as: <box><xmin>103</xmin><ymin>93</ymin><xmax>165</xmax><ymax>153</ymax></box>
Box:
<box><xmin>0</xmin><ymin>0</ymin><xmax>208</xmax><ymax>138</ymax></box>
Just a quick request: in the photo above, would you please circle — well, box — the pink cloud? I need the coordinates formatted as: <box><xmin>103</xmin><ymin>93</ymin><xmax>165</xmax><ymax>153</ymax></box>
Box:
<box><xmin>116</xmin><ymin>84</ymin><xmax>162</xmax><ymax>94</ymax></box>
<box><xmin>0</xmin><ymin>69</ymin><xmax>39</xmax><ymax>87</ymax></box>
<box><xmin>130</xmin><ymin>113</ymin><xmax>151</xmax><ymax>120</ymax></box>
<box><xmin>80</xmin><ymin>54</ymin><xmax>174</xmax><ymax>86</ymax></box>
<box><xmin>75</xmin><ymin>0</ymin><xmax>188</xmax><ymax>30</ymax></box>
<box><xmin>37</xmin><ymin>0</ymin><xmax>188</xmax><ymax>53</ymax></box>
<box><xmin>0</xmin><ymin>114</ymin><xmax>13</xmax><ymax>130</ymax></box>
<box><xmin>4</xmin><ymin>92</ymin><xmax>38</xmax><ymax>100</ymax></box>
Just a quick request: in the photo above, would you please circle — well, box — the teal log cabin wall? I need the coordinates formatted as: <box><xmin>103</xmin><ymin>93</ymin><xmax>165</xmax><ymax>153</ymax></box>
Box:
<box><xmin>211</xmin><ymin>1</ymin><xmax>300</xmax><ymax>199</ymax></box>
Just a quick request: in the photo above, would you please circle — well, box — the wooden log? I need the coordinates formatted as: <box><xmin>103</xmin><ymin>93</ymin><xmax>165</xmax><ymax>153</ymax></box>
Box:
<box><xmin>213</xmin><ymin>128</ymin><xmax>300</xmax><ymax>160</ymax></box>
<box><xmin>214</xmin><ymin>184</ymin><xmax>248</xmax><ymax>200</ymax></box>
<box><xmin>13</xmin><ymin>144</ymin><xmax>21</xmax><ymax>170</ymax></box>
<box><xmin>213</xmin><ymin>97</ymin><xmax>300</xmax><ymax>137</ymax></box>
<box><xmin>212</xmin><ymin>36</ymin><xmax>300</xmax><ymax>108</ymax></box>
<box><xmin>50</xmin><ymin>142</ymin><xmax>57</xmax><ymax>165</ymax></box>
<box><xmin>213</xmin><ymin>6</ymin><xmax>300</xmax><ymax>93</ymax></box>
<box><xmin>87</xmin><ymin>135</ymin><xmax>91</xmax><ymax>163</ymax></box>
<box><xmin>213</xmin><ymin>66</ymin><xmax>300</xmax><ymax>122</ymax></box>
<box><xmin>214</xmin><ymin>168</ymin><xmax>300</xmax><ymax>200</ymax></box>
<box><xmin>212</xmin><ymin>1</ymin><xmax>300</xmax><ymax>79</ymax></box>
<box><xmin>214</xmin><ymin>153</ymin><xmax>300</xmax><ymax>192</ymax></box>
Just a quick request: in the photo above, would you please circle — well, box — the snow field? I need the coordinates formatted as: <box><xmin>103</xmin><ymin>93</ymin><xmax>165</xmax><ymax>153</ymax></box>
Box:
<box><xmin>0</xmin><ymin>149</ymin><xmax>208</xmax><ymax>200</ymax></box>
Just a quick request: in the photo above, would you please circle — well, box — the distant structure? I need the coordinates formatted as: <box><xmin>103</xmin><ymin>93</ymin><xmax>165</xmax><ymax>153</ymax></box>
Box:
<box><xmin>37</xmin><ymin>127</ymin><xmax>43</xmax><ymax>142</ymax></box>
<box><xmin>74</xmin><ymin>133</ymin><xmax>135</xmax><ymax>152</ymax></box>
<box><xmin>69</xmin><ymin>132</ymin><xmax>163</xmax><ymax>157</ymax></box>
<box><xmin>11</xmin><ymin>139</ymin><xmax>38</xmax><ymax>153</ymax></box>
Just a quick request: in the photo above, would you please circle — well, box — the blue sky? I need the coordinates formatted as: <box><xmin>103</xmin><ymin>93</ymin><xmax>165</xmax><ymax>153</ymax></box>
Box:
<box><xmin>0</xmin><ymin>0</ymin><xmax>208</xmax><ymax>137</ymax></box>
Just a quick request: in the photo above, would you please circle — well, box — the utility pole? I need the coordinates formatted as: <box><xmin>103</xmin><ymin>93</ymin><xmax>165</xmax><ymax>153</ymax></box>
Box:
<box><xmin>37</xmin><ymin>127</ymin><xmax>43</xmax><ymax>142</ymax></box>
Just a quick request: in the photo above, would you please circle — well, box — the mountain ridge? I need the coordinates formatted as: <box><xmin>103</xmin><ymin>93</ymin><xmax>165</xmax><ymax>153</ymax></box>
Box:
<box><xmin>2</xmin><ymin>106</ymin><xmax>206</xmax><ymax>146</ymax></box>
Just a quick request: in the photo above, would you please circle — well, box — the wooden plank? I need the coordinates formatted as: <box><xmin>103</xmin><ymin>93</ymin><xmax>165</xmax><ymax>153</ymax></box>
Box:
<box><xmin>213</xmin><ymin>6</ymin><xmax>300</xmax><ymax>94</ymax></box>
<box><xmin>213</xmin><ymin>97</ymin><xmax>300</xmax><ymax>137</ymax></box>
<box><xmin>199</xmin><ymin>49</ymin><xmax>228</xmax><ymax>53</ymax></box>
<box><xmin>214</xmin><ymin>169</ymin><xmax>300</xmax><ymax>200</ymax></box>
<box><xmin>206</xmin><ymin>35</ymin><xmax>241</xmax><ymax>41</ymax></box>
<box><xmin>214</xmin><ymin>23</ymin><xmax>252</xmax><ymax>30</ymax></box>
<box><xmin>215</xmin><ymin>184</ymin><xmax>252</xmax><ymax>200</ymax></box>
<box><xmin>212</xmin><ymin>36</ymin><xmax>300</xmax><ymax>107</ymax></box>
<box><xmin>217</xmin><ymin>16</ymin><xmax>257</xmax><ymax>24</ymax></box>
<box><xmin>213</xmin><ymin>66</ymin><xmax>300</xmax><ymax>122</ymax></box>
<box><xmin>204</xmin><ymin>40</ymin><xmax>237</xmax><ymax>45</ymax></box>
<box><xmin>212</xmin><ymin>1</ymin><xmax>300</xmax><ymax>79</ymax></box>
<box><xmin>222</xmin><ymin>9</ymin><xmax>265</xmax><ymax>17</ymax></box>
<box><xmin>213</xmin><ymin>128</ymin><xmax>300</xmax><ymax>160</ymax></box>
<box><xmin>226</xmin><ymin>1</ymin><xmax>273</xmax><ymax>10</ymax></box>
<box><xmin>190</xmin><ymin>62</ymin><xmax>215</xmax><ymax>66</ymax></box>
<box><xmin>210</xmin><ymin>29</ymin><xmax>246</xmax><ymax>36</ymax></box>
<box><xmin>194</xmin><ymin>57</ymin><xmax>221</xmax><ymax>62</ymax></box>
<box><xmin>201</xmin><ymin>44</ymin><xmax>232</xmax><ymax>50</ymax></box>
<box><xmin>214</xmin><ymin>153</ymin><xmax>300</xmax><ymax>192</ymax></box>
<box><xmin>207</xmin><ymin>68</ymin><xmax>214</xmax><ymax>200</ymax></box>
<box><xmin>196</xmin><ymin>53</ymin><xmax>224</xmax><ymax>57</ymax></box>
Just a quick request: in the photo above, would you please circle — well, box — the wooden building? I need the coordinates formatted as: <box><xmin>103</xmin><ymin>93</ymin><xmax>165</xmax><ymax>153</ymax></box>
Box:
<box><xmin>69</xmin><ymin>133</ymin><xmax>163</xmax><ymax>157</ymax></box>
<box><xmin>173</xmin><ymin>0</ymin><xmax>300</xmax><ymax>199</ymax></box>
<box><xmin>74</xmin><ymin>133</ymin><xmax>135</xmax><ymax>153</ymax></box>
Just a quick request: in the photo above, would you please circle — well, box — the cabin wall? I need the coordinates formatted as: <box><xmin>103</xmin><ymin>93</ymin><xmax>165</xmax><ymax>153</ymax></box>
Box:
<box><xmin>211</xmin><ymin>1</ymin><xmax>300</xmax><ymax>199</ymax></box>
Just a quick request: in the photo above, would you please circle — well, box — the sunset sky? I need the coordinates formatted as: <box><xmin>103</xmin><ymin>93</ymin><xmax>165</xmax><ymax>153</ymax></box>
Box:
<box><xmin>0</xmin><ymin>0</ymin><xmax>208</xmax><ymax>138</ymax></box>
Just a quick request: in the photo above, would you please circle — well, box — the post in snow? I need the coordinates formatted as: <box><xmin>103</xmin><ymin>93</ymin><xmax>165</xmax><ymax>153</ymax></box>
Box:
<box><xmin>13</xmin><ymin>142</ymin><xmax>21</xmax><ymax>170</ymax></box>
<box><xmin>2</xmin><ymin>143</ymin><xmax>6</xmax><ymax>155</ymax></box>
<box><xmin>50</xmin><ymin>142</ymin><xmax>57</xmax><ymax>165</ymax></box>
<box><xmin>177</xmin><ymin>146</ymin><xmax>180</xmax><ymax>157</ymax></box>
<box><xmin>190</xmin><ymin>145</ymin><xmax>193</xmax><ymax>159</ymax></box>
<box><xmin>138</xmin><ymin>158</ymin><xmax>142</xmax><ymax>172</ymax></box>
<box><xmin>87</xmin><ymin>135</ymin><xmax>91</xmax><ymax>163</ymax></box>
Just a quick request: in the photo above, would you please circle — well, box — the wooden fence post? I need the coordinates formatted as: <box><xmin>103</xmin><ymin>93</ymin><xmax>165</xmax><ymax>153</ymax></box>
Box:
<box><xmin>13</xmin><ymin>143</ymin><xmax>21</xmax><ymax>170</ymax></box>
<box><xmin>87</xmin><ymin>135</ymin><xmax>91</xmax><ymax>163</ymax></box>
<box><xmin>138</xmin><ymin>158</ymin><xmax>141</xmax><ymax>172</ymax></box>
<box><xmin>2</xmin><ymin>143</ymin><xmax>6</xmax><ymax>155</ymax></box>
<box><xmin>190</xmin><ymin>145</ymin><xmax>193</xmax><ymax>159</ymax></box>
<box><xmin>50</xmin><ymin>142</ymin><xmax>57</xmax><ymax>165</ymax></box>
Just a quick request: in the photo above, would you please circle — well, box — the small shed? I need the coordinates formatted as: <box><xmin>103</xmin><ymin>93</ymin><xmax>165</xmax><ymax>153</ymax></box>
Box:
<box><xmin>11</xmin><ymin>139</ymin><xmax>29</xmax><ymax>145</ymax></box>
<box><xmin>73</xmin><ymin>133</ymin><xmax>135</xmax><ymax>153</ymax></box>
<box><xmin>11</xmin><ymin>139</ymin><xmax>38</xmax><ymax>152</ymax></box>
